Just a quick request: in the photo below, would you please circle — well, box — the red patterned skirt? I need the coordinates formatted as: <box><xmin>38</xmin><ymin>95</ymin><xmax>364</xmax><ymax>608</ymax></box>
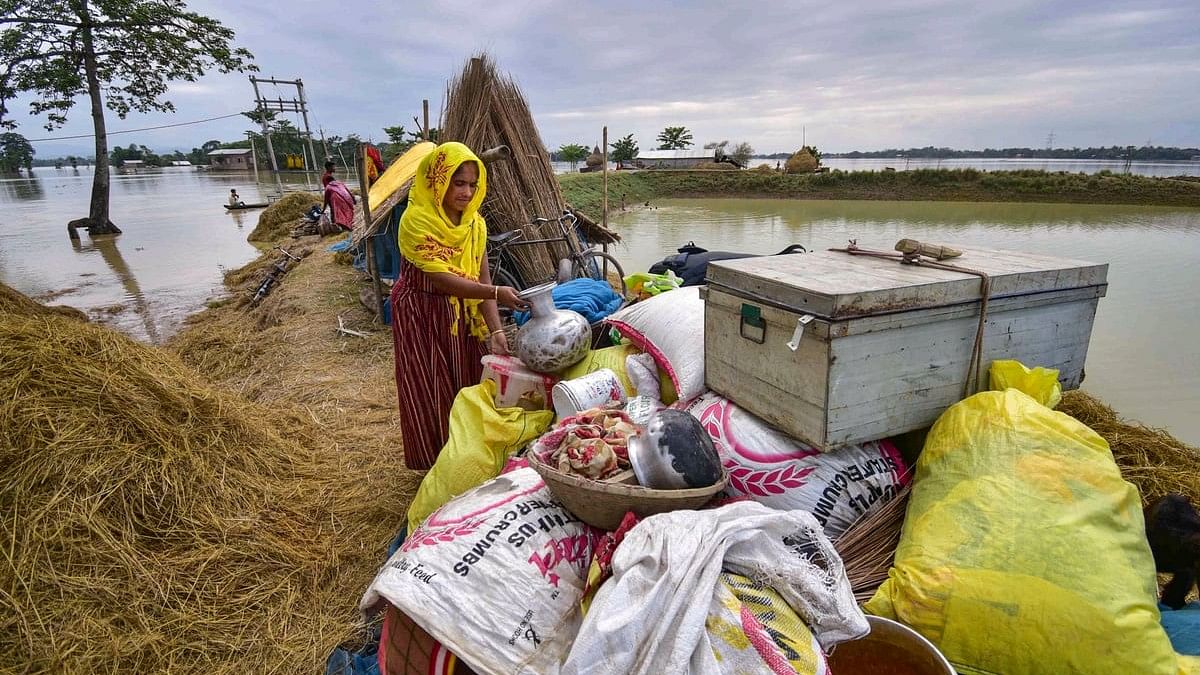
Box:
<box><xmin>390</xmin><ymin>262</ymin><xmax>486</xmax><ymax>470</ymax></box>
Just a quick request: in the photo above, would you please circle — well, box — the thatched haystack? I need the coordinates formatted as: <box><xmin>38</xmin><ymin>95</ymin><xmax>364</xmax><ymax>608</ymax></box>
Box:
<box><xmin>785</xmin><ymin>148</ymin><xmax>819</xmax><ymax>174</ymax></box>
<box><xmin>249</xmin><ymin>192</ymin><xmax>322</xmax><ymax>243</ymax></box>
<box><xmin>0</xmin><ymin>309</ymin><xmax>409</xmax><ymax>673</ymax></box>
<box><xmin>1060</xmin><ymin>390</ymin><xmax>1200</xmax><ymax>505</ymax></box>
<box><xmin>1</xmin><ymin>282</ymin><xmax>88</xmax><ymax>321</ymax></box>
<box><xmin>441</xmin><ymin>53</ymin><xmax>616</xmax><ymax>284</ymax></box>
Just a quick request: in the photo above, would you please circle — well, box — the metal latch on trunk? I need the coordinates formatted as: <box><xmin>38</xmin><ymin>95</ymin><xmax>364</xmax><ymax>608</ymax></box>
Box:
<box><xmin>786</xmin><ymin>315</ymin><xmax>815</xmax><ymax>351</ymax></box>
<box><xmin>739</xmin><ymin>303</ymin><xmax>766</xmax><ymax>344</ymax></box>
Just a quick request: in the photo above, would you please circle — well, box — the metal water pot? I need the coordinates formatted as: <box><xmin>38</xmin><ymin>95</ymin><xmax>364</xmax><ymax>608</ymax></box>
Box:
<box><xmin>513</xmin><ymin>282</ymin><xmax>591</xmax><ymax>373</ymax></box>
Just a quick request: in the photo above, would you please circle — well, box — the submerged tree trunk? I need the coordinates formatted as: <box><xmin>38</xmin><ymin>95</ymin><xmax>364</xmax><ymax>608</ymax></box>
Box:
<box><xmin>77</xmin><ymin>10</ymin><xmax>120</xmax><ymax>236</ymax></box>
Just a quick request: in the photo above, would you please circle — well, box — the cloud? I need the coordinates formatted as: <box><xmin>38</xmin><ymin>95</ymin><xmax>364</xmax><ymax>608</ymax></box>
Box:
<box><xmin>8</xmin><ymin>0</ymin><xmax>1199</xmax><ymax>156</ymax></box>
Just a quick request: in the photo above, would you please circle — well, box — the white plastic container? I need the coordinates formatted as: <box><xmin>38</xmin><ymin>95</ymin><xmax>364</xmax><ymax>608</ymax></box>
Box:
<box><xmin>552</xmin><ymin>369</ymin><xmax>627</xmax><ymax>419</ymax></box>
<box><xmin>480</xmin><ymin>355</ymin><xmax>559</xmax><ymax>411</ymax></box>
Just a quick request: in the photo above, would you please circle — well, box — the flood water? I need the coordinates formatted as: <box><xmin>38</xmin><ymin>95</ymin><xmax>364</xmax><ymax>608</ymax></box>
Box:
<box><xmin>3</xmin><ymin>167</ymin><xmax>1198</xmax><ymax>444</ymax></box>
<box><xmin>0</xmin><ymin>166</ymin><xmax>319</xmax><ymax>341</ymax></box>
<box><xmin>610</xmin><ymin>199</ymin><xmax>1200</xmax><ymax>445</ymax></box>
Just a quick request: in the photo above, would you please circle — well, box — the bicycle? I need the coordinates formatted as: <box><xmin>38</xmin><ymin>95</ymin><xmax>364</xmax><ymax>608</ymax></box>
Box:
<box><xmin>249</xmin><ymin>246</ymin><xmax>304</xmax><ymax>306</ymax></box>
<box><xmin>486</xmin><ymin>211</ymin><xmax>627</xmax><ymax>297</ymax></box>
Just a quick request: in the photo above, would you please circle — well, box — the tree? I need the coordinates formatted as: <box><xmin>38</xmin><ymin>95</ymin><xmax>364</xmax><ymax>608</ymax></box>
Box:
<box><xmin>0</xmin><ymin>131</ymin><xmax>34</xmax><ymax>174</ymax></box>
<box><xmin>609</xmin><ymin>133</ymin><xmax>638</xmax><ymax>167</ymax></box>
<box><xmin>381</xmin><ymin>124</ymin><xmax>425</xmax><ymax>163</ymax></box>
<box><xmin>1</xmin><ymin>0</ymin><xmax>256</xmax><ymax>236</ymax></box>
<box><xmin>729</xmin><ymin>142</ymin><xmax>754</xmax><ymax>168</ymax></box>
<box><xmin>558</xmin><ymin>143</ymin><xmax>589</xmax><ymax>170</ymax></box>
<box><xmin>657</xmin><ymin>126</ymin><xmax>694</xmax><ymax>150</ymax></box>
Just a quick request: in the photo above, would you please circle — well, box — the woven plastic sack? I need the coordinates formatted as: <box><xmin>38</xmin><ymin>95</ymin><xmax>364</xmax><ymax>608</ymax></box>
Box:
<box><xmin>682</xmin><ymin>391</ymin><xmax>909</xmax><ymax>538</ymax></box>
<box><xmin>562</xmin><ymin>501</ymin><xmax>866</xmax><ymax>674</ymax></box>
<box><xmin>364</xmin><ymin>468</ymin><xmax>596</xmax><ymax>675</ymax></box>
<box><xmin>865</xmin><ymin>364</ymin><xmax>1178</xmax><ymax>675</ymax></box>
<box><xmin>605</xmin><ymin>286</ymin><xmax>705</xmax><ymax>403</ymax></box>
<box><xmin>406</xmin><ymin>381</ymin><xmax>553</xmax><ymax>532</ymax></box>
<box><xmin>707</xmin><ymin>572</ymin><xmax>829</xmax><ymax>675</ymax></box>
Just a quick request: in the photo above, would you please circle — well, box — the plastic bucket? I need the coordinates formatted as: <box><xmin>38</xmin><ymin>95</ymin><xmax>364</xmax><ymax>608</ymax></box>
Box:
<box><xmin>480</xmin><ymin>355</ymin><xmax>559</xmax><ymax>410</ymax></box>
<box><xmin>826</xmin><ymin>615</ymin><xmax>955</xmax><ymax>675</ymax></box>
<box><xmin>552</xmin><ymin>368</ymin><xmax>627</xmax><ymax>419</ymax></box>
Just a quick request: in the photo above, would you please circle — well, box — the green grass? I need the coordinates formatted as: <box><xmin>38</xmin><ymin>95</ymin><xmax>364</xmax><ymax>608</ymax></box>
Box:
<box><xmin>559</xmin><ymin>169</ymin><xmax>1200</xmax><ymax>216</ymax></box>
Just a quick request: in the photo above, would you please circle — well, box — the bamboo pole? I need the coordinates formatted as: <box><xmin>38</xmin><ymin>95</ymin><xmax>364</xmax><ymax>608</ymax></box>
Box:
<box><xmin>601</xmin><ymin>126</ymin><xmax>609</xmax><ymax>279</ymax></box>
<box><xmin>423</xmin><ymin>100</ymin><xmax>430</xmax><ymax>141</ymax></box>
<box><xmin>357</xmin><ymin>143</ymin><xmax>385</xmax><ymax>321</ymax></box>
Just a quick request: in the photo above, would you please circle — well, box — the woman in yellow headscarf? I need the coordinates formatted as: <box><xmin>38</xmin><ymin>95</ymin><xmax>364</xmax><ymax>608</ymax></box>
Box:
<box><xmin>390</xmin><ymin>142</ymin><xmax>526</xmax><ymax>470</ymax></box>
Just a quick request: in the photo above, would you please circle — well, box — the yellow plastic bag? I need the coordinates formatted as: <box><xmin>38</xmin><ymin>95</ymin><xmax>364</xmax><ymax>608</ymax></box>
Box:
<box><xmin>406</xmin><ymin>380</ymin><xmax>553</xmax><ymax>532</ymax></box>
<box><xmin>865</xmin><ymin>363</ymin><xmax>1177</xmax><ymax>675</ymax></box>
<box><xmin>559</xmin><ymin>344</ymin><xmax>677</xmax><ymax>404</ymax></box>
<box><xmin>990</xmin><ymin>358</ymin><xmax>1063</xmax><ymax>408</ymax></box>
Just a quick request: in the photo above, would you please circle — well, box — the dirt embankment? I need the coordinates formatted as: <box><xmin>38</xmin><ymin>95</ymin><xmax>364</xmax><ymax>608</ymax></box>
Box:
<box><xmin>560</xmin><ymin>168</ymin><xmax>1200</xmax><ymax>216</ymax></box>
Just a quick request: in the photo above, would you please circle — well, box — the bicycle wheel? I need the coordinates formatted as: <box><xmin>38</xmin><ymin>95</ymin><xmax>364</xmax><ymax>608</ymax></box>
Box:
<box><xmin>492</xmin><ymin>266</ymin><xmax>522</xmax><ymax>291</ymax></box>
<box><xmin>571</xmin><ymin>251</ymin><xmax>627</xmax><ymax>297</ymax></box>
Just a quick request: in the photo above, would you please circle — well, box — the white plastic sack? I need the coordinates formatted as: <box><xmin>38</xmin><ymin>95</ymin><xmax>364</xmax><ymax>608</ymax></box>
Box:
<box><xmin>606</xmin><ymin>286</ymin><xmax>705</xmax><ymax>403</ymax></box>
<box><xmin>682</xmin><ymin>392</ymin><xmax>910</xmax><ymax>538</ymax></box>
<box><xmin>361</xmin><ymin>468</ymin><xmax>596</xmax><ymax>675</ymax></box>
<box><xmin>624</xmin><ymin>352</ymin><xmax>661</xmax><ymax>401</ymax></box>
<box><xmin>561</xmin><ymin>501</ymin><xmax>866</xmax><ymax>675</ymax></box>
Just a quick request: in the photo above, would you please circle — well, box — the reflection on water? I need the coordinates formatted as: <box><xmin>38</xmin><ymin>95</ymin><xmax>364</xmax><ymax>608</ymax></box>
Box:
<box><xmin>0</xmin><ymin>166</ymin><xmax>283</xmax><ymax>342</ymax></box>
<box><xmin>70</xmin><ymin>236</ymin><xmax>160</xmax><ymax>343</ymax></box>
<box><xmin>611</xmin><ymin>199</ymin><xmax>1200</xmax><ymax>445</ymax></box>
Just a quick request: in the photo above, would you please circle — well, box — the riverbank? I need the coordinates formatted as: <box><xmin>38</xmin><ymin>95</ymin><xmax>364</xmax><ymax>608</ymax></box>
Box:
<box><xmin>559</xmin><ymin>168</ymin><xmax>1200</xmax><ymax>216</ymax></box>
<box><xmin>5</xmin><ymin>220</ymin><xmax>1199</xmax><ymax>670</ymax></box>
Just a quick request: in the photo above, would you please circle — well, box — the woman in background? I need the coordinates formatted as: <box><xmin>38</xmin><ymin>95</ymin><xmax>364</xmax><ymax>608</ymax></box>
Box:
<box><xmin>390</xmin><ymin>142</ymin><xmax>526</xmax><ymax>470</ymax></box>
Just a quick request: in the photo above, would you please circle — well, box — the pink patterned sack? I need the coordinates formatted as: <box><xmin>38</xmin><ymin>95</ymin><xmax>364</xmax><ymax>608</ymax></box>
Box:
<box><xmin>681</xmin><ymin>392</ymin><xmax>910</xmax><ymax>538</ymax></box>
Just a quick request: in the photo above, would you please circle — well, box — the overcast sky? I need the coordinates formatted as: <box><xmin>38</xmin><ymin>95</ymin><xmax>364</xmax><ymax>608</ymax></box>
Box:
<box><xmin>10</xmin><ymin>0</ymin><xmax>1200</xmax><ymax>157</ymax></box>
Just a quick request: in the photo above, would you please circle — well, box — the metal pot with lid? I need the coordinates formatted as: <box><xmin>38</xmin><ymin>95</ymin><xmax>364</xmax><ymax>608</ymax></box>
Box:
<box><xmin>628</xmin><ymin>409</ymin><xmax>723</xmax><ymax>490</ymax></box>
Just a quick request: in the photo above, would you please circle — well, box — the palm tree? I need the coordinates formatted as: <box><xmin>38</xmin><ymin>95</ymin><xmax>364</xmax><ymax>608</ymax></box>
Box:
<box><xmin>656</xmin><ymin>126</ymin><xmax>694</xmax><ymax>150</ymax></box>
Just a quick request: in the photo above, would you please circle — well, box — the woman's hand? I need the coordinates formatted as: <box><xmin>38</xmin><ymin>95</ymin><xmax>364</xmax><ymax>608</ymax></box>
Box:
<box><xmin>494</xmin><ymin>286</ymin><xmax>529</xmax><ymax>310</ymax></box>
<box><xmin>488</xmin><ymin>330</ymin><xmax>510</xmax><ymax>355</ymax></box>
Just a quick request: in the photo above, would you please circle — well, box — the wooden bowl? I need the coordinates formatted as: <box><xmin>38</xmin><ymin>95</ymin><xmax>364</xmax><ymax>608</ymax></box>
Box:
<box><xmin>527</xmin><ymin>449</ymin><xmax>728</xmax><ymax>531</ymax></box>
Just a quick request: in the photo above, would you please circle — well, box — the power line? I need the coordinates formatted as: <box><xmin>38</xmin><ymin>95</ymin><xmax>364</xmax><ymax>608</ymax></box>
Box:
<box><xmin>25</xmin><ymin>111</ymin><xmax>245</xmax><ymax>142</ymax></box>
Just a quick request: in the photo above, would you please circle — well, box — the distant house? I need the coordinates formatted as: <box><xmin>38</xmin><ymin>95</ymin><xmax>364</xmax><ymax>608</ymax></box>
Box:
<box><xmin>635</xmin><ymin>148</ymin><xmax>717</xmax><ymax>169</ymax></box>
<box><xmin>207</xmin><ymin>148</ymin><xmax>254</xmax><ymax>170</ymax></box>
<box><xmin>171</xmin><ymin>160</ymin><xmax>192</xmax><ymax>167</ymax></box>
<box><xmin>121</xmin><ymin>159</ymin><xmax>145</xmax><ymax>168</ymax></box>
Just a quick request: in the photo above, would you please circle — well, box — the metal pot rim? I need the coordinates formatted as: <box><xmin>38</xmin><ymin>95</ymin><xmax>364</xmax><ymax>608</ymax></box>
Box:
<box><xmin>518</xmin><ymin>281</ymin><xmax>558</xmax><ymax>299</ymax></box>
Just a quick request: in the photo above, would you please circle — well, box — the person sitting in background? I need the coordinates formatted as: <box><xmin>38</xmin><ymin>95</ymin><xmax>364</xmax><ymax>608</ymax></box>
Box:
<box><xmin>321</xmin><ymin>160</ymin><xmax>336</xmax><ymax>187</ymax></box>
<box><xmin>228</xmin><ymin>189</ymin><xmax>244</xmax><ymax>207</ymax></box>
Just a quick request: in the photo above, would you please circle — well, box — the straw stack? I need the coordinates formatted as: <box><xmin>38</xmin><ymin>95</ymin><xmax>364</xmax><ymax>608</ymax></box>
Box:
<box><xmin>441</xmin><ymin>53</ymin><xmax>581</xmax><ymax>285</ymax></box>
<box><xmin>834</xmin><ymin>486</ymin><xmax>912</xmax><ymax>603</ymax></box>
<box><xmin>1060</xmin><ymin>390</ymin><xmax>1200</xmax><ymax>505</ymax></box>
<box><xmin>1</xmin><ymin>282</ymin><xmax>88</xmax><ymax>321</ymax></box>
<box><xmin>0</xmin><ymin>305</ymin><xmax>409</xmax><ymax>673</ymax></box>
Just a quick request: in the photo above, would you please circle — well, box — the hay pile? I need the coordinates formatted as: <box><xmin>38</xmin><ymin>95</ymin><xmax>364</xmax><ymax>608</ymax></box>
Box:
<box><xmin>1</xmin><ymin>282</ymin><xmax>88</xmax><ymax>321</ymax></box>
<box><xmin>785</xmin><ymin>148</ymin><xmax>819</xmax><ymax>174</ymax></box>
<box><xmin>441</xmin><ymin>53</ymin><xmax>587</xmax><ymax>284</ymax></box>
<box><xmin>249</xmin><ymin>192</ymin><xmax>322</xmax><ymax>242</ymax></box>
<box><xmin>1060</xmin><ymin>390</ymin><xmax>1200</xmax><ymax>504</ymax></box>
<box><xmin>0</xmin><ymin>309</ymin><xmax>409</xmax><ymax>673</ymax></box>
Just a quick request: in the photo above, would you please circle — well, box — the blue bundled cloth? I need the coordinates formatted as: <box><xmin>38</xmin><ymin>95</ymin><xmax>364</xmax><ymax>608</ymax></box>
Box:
<box><xmin>1160</xmin><ymin>602</ymin><xmax>1200</xmax><ymax>655</ymax></box>
<box><xmin>514</xmin><ymin>278</ymin><xmax>623</xmax><ymax>326</ymax></box>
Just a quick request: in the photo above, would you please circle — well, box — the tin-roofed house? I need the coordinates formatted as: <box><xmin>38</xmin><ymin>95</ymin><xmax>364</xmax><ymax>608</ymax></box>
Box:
<box><xmin>207</xmin><ymin>148</ymin><xmax>255</xmax><ymax>170</ymax></box>
<box><xmin>635</xmin><ymin>148</ymin><xmax>717</xmax><ymax>169</ymax></box>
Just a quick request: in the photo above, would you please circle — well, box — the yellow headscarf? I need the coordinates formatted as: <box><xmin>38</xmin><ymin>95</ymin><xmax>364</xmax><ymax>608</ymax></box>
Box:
<box><xmin>400</xmin><ymin>142</ymin><xmax>490</xmax><ymax>340</ymax></box>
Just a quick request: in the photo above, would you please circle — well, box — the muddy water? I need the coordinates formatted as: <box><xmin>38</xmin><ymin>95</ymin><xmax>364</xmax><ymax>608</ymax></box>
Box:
<box><xmin>609</xmin><ymin>199</ymin><xmax>1200</xmax><ymax>444</ymax></box>
<box><xmin>0</xmin><ymin>166</ymin><xmax>319</xmax><ymax>341</ymax></box>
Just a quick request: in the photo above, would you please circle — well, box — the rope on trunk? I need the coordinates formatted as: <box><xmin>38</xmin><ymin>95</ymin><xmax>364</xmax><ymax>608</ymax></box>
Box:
<box><xmin>829</xmin><ymin>240</ymin><xmax>992</xmax><ymax>399</ymax></box>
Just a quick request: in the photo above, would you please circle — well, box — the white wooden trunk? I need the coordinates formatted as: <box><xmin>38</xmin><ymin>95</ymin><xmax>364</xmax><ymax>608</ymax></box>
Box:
<box><xmin>704</xmin><ymin>245</ymin><xmax>1108</xmax><ymax>450</ymax></box>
